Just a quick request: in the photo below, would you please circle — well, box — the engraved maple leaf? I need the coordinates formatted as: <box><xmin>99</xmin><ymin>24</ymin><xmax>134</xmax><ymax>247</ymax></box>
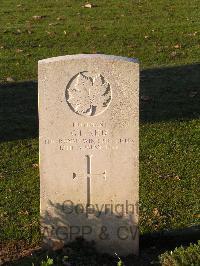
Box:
<box><xmin>66</xmin><ymin>72</ymin><xmax>111</xmax><ymax>116</ymax></box>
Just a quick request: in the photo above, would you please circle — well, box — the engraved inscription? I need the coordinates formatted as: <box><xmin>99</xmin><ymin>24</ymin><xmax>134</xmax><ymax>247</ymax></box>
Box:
<box><xmin>44</xmin><ymin>121</ymin><xmax>135</xmax><ymax>151</ymax></box>
<box><xmin>44</xmin><ymin>122</ymin><xmax>134</xmax><ymax>151</ymax></box>
<box><xmin>73</xmin><ymin>155</ymin><xmax>106</xmax><ymax>205</ymax></box>
<box><xmin>66</xmin><ymin>71</ymin><xmax>111</xmax><ymax>117</ymax></box>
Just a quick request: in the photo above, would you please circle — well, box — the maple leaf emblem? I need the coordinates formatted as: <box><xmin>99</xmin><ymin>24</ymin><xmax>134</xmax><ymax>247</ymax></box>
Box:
<box><xmin>66</xmin><ymin>72</ymin><xmax>111</xmax><ymax>116</ymax></box>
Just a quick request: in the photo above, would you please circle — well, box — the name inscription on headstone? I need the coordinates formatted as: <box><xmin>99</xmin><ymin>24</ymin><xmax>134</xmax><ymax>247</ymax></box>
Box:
<box><xmin>44</xmin><ymin>122</ymin><xmax>134</xmax><ymax>151</ymax></box>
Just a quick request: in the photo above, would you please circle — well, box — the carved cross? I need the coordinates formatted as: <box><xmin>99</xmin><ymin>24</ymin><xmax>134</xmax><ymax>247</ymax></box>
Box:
<box><xmin>73</xmin><ymin>155</ymin><xmax>106</xmax><ymax>206</ymax></box>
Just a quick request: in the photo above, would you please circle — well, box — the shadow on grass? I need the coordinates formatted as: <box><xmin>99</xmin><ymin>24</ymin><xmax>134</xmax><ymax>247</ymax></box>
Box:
<box><xmin>0</xmin><ymin>64</ymin><xmax>200</xmax><ymax>141</ymax></box>
<box><xmin>140</xmin><ymin>63</ymin><xmax>200</xmax><ymax>123</ymax></box>
<box><xmin>3</xmin><ymin>201</ymin><xmax>200</xmax><ymax>266</ymax></box>
<box><xmin>3</xmin><ymin>200</ymin><xmax>140</xmax><ymax>266</ymax></box>
<box><xmin>0</xmin><ymin>81</ymin><xmax>38</xmax><ymax>143</ymax></box>
<box><xmin>39</xmin><ymin>201</ymin><xmax>200</xmax><ymax>265</ymax></box>
<box><xmin>0</xmin><ymin>63</ymin><xmax>199</xmax><ymax>142</ymax></box>
<box><xmin>3</xmin><ymin>229</ymin><xmax>200</xmax><ymax>266</ymax></box>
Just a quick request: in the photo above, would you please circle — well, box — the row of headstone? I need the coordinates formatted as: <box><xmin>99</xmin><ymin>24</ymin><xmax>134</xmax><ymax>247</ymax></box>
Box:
<box><xmin>39</xmin><ymin>54</ymin><xmax>139</xmax><ymax>255</ymax></box>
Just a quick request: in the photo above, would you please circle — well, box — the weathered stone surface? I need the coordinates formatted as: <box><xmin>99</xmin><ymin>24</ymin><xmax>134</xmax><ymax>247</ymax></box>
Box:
<box><xmin>39</xmin><ymin>54</ymin><xmax>139</xmax><ymax>255</ymax></box>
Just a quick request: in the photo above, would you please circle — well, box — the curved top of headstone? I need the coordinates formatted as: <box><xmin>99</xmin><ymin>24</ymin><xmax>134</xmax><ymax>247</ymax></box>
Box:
<box><xmin>38</xmin><ymin>54</ymin><xmax>139</xmax><ymax>64</ymax></box>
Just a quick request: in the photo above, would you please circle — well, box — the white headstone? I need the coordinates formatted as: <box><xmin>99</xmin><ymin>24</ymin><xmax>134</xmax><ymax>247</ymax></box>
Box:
<box><xmin>39</xmin><ymin>54</ymin><xmax>139</xmax><ymax>255</ymax></box>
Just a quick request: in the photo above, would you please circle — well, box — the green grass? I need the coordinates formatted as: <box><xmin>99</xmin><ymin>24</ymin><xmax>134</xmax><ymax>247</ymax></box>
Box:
<box><xmin>160</xmin><ymin>240</ymin><xmax>200</xmax><ymax>265</ymax></box>
<box><xmin>0</xmin><ymin>0</ymin><xmax>200</xmax><ymax>264</ymax></box>
<box><xmin>0</xmin><ymin>0</ymin><xmax>200</xmax><ymax>81</ymax></box>
<box><xmin>140</xmin><ymin>119</ymin><xmax>200</xmax><ymax>233</ymax></box>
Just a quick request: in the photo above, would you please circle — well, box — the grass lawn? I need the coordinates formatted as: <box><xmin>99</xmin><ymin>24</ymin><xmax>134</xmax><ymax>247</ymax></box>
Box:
<box><xmin>0</xmin><ymin>0</ymin><xmax>200</xmax><ymax>265</ymax></box>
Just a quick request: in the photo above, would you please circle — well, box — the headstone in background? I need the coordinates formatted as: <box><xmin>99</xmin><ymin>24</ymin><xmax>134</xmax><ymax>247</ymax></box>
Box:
<box><xmin>39</xmin><ymin>54</ymin><xmax>139</xmax><ymax>255</ymax></box>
